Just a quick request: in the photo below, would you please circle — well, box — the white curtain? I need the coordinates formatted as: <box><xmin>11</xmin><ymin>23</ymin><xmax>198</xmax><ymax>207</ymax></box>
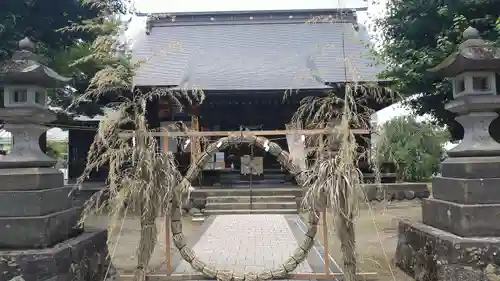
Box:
<box><xmin>285</xmin><ymin>124</ymin><xmax>307</xmax><ymax>170</ymax></box>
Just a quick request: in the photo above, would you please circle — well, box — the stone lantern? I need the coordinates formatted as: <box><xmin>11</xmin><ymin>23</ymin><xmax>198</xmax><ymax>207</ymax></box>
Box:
<box><xmin>0</xmin><ymin>37</ymin><xmax>71</xmax><ymax>167</ymax></box>
<box><xmin>395</xmin><ymin>26</ymin><xmax>500</xmax><ymax>281</ymax></box>
<box><xmin>0</xmin><ymin>38</ymin><xmax>110</xmax><ymax>281</ymax></box>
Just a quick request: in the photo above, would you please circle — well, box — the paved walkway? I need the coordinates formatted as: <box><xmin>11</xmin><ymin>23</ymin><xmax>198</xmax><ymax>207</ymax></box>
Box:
<box><xmin>174</xmin><ymin>214</ymin><xmax>313</xmax><ymax>274</ymax></box>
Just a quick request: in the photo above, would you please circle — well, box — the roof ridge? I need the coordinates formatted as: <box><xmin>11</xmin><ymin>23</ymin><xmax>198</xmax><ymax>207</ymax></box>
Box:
<box><xmin>138</xmin><ymin>8</ymin><xmax>362</xmax><ymax>17</ymax></box>
<box><xmin>144</xmin><ymin>9</ymin><xmax>358</xmax><ymax>34</ymax></box>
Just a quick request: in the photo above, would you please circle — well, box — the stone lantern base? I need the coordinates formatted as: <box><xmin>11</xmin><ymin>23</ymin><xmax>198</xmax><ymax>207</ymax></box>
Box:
<box><xmin>395</xmin><ymin>220</ymin><xmax>500</xmax><ymax>281</ymax></box>
<box><xmin>0</xmin><ymin>166</ymin><xmax>112</xmax><ymax>281</ymax></box>
<box><xmin>0</xmin><ymin>165</ymin><xmax>112</xmax><ymax>281</ymax></box>
<box><xmin>0</xmin><ymin>229</ymin><xmax>110</xmax><ymax>281</ymax></box>
<box><xmin>395</xmin><ymin>155</ymin><xmax>500</xmax><ymax>281</ymax></box>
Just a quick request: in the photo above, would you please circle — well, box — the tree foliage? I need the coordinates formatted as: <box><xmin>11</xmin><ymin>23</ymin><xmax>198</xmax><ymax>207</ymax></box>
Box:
<box><xmin>0</xmin><ymin>0</ymin><xmax>131</xmax><ymax>118</ymax></box>
<box><xmin>0</xmin><ymin>0</ymin><xmax>98</xmax><ymax>61</ymax></box>
<box><xmin>375</xmin><ymin>0</ymin><xmax>500</xmax><ymax>140</ymax></box>
<box><xmin>375</xmin><ymin>116</ymin><xmax>449</xmax><ymax>182</ymax></box>
<box><xmin>46</xmin><ymin>140</ymin><xmax>69</xmax><ymax>166</ymax></box>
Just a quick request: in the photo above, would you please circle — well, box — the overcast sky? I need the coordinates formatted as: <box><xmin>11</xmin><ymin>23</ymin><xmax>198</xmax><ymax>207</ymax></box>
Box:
<box><xmin>133</xmin><ymin>0</ymin><xmax>371</xmax><ymax>13</ymax></box>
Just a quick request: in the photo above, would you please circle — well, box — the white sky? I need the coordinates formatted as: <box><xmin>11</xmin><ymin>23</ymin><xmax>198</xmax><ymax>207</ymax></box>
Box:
<box><xmin>133</xmin><ymin>0</ymin><xmax>370</xmax><ymax>13</ymax></box>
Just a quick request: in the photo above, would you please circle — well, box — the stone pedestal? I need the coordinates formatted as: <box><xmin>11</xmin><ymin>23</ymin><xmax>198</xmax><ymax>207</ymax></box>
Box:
<box><xmin>0</xmin><ymin>230</ymin><xmax>110</xmax><ymax>281</ymax></box>
<box><xmin>395</xmin><ymin>220</ymin><xmax>500</xmax><ymax>281</ymax></box>
<box><xmin>0</xmin><ymin>123</ymin><xmax>109</xmax><ymax>281</ymax></box>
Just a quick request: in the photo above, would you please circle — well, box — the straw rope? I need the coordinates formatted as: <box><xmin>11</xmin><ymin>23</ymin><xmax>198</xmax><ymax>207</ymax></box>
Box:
<box><xmin>170</xmin><ymin>134</ymin><xmax>320</xmax><ymax>281</ymax></box>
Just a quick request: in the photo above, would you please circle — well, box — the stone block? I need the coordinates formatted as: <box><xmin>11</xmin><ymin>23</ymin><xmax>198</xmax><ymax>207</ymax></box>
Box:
<box><xmin>0</xmin><ymin>229</ymin><xmax>109</xmax><ymax>281</ymax></box>
<box><xmin>440</xmin><ymin>156</ymin><xmax>500</xmax><ymax>179</ymax></box>
<box><xmin>0</xmin><ymin>207</ymin><xmax>82</xmax><ymax>249</ymax></box>
<box><xmin>0</xmin><ymin>168</ymin><xmax>63</xmax><ymax>191</ymax></box>
<box><xmin>362</xmin><ymin>183</ymin><xmax>430</xmax><ymax>201</ymax></box>
<box><xmin>437</xmin><ymin>264</ymin><xmax>489</xmax><ymax>281</ymax></box>
<box><xmin>395</xmin><ymin>219</ymin><xmax>500</xmax><ymax>281</ymax></box>
<box><xmin>70</xmin><ymin>183</ymin><xmax>106</xmax><ymax>208</ymax></box>
<box><xmin>433</xmin><ymin>177</ymin><xmax>500</xmax><ymax>204</ymax></box>
<box><xmin>0</xmin><ymin>187</ymin><xmax>72</xmax><ymax>217</ymax></box>
<box><xmin>422</xmin><ymin>198</ymin><xmax>500</xmax><ymax>237</ymax></box>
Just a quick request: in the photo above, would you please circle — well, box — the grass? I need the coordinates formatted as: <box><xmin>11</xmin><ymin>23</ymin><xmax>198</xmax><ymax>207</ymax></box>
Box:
<box><xmin>303</xmin><ymin>200</ymin><xmax>422</xmax><ymax>281</ymax></box>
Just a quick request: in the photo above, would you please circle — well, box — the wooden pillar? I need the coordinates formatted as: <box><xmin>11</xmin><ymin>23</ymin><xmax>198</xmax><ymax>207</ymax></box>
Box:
<box><xmin>190</xmin><ymin>115</ymin><xmax>200</xmax><ymax>163</ymax></box>
<box><xmin>163</xmin><ymin>134</ymin><xmax>173</xmax><ymax>275</ymax></box>
<box><xmin>162</xmin><ymin>134</ymin><xmax>169</xmax><ymax>152</ymax></box>
<box><xmin>146</xmin><ymin>95</ymin><xmax>161</xmax><ymax>151</ymax></box>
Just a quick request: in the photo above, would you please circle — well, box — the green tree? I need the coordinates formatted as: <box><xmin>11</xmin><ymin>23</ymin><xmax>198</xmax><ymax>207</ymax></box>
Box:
<box><xmin>375</xmin><ymin>116</ymin><xmax>449</xmax><ymax>182</ymax></box>
<box><xmin>46</xmin><ymin>140</ymin><xmax>68</xmax><ymax>162</ymax></box>
<box><xmin>0</xmin><ymin>0</ymin><xmax>130</xmax><ymax>119</ymax></box>
<box><xmin>0</xmin><ymin>0</ymin><xmax>99</xmax><ymax>62</ymax></box>
<box><xmin>375</xmin><ymin>0</ymin><xmax>500</xmax><ymax>140</ymax></box>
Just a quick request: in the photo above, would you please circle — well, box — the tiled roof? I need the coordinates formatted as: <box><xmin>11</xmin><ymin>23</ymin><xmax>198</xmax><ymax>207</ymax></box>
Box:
<box><xmin>132</xmin><ymin>9</ymin><xmax>384</xmax><ymax>90</ymax></box>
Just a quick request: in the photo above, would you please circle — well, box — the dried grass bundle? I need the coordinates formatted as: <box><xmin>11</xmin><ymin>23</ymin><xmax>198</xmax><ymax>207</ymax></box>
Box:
<box><xmin>292</xmin><ymin>82</ymin><xmax>388</xmax><ymax>281</ymax></box>
<box><xmin>72</xmin><ymin>87</ymin><xmax>203</xmax><ymax>281</ymax></box>
<box><xmin>74</xmin><ymin>94</ymin><xmax>177</xmax><ymax>281</ymax></box>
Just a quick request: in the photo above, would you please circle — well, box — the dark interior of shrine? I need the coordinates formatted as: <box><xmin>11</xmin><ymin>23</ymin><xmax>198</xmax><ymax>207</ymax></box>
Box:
<box><xmin>67</xmin><ymin>85</ymin><xmax>396</xmax><ymax>184</ymax></box>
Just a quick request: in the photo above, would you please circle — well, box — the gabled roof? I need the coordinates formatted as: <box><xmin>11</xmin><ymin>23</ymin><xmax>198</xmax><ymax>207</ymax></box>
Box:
<box><xmin>132</xmin><ymin>9</ymin><xmax>384</xmax><ymax>91</ymax></box>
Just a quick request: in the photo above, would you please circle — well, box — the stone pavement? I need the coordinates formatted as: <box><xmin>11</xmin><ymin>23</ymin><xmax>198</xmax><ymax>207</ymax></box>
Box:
<box><xmin>174</xmin><ymin>214</ymin><xmax>313</xmax><ymax>274</ymax></box>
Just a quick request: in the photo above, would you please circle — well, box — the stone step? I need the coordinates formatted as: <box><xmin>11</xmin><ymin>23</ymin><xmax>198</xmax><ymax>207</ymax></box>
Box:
<box><xmin>219</xmin><ymin>172</ymin><xmax>285</xmax><ymax>176</ymax></box>
<box><xmin>192</xmin><ymin>188</ymin><xmax>302</xmax><ymax>198</ymax></box>
<box><xmin>206</xmin><ymin>195</ymin><xmax>296</xmax><ymax>204</ymax></box>
<box><xmin>204</xmin><ymin>208</ymin><xmax>298</xmax><ymax>215</ymax></box>
<box><xmin>206</xmin><ymin>201</ymin><xmax>297</xmax><ymax>210</ymax></box>
<box><xmin>221</xmin><ymin>176</ymin><xmax>286</xmax><ymax>180</ymax></box>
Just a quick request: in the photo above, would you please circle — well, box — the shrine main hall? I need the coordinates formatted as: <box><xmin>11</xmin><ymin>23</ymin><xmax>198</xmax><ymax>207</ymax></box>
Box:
<box><xmin>67</xmin><ymin>8</ymin><xmax>394</xmax><ymax>188</ymax></box>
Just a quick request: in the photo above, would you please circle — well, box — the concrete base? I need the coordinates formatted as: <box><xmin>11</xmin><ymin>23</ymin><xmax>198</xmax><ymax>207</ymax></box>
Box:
<box><xmin>67</xmin><ymin>182</ymin><xmax>107</xmax><ymax>208</ymax></box>
<box><xmin>0</xmin><ymin>168</ymin><xmax>64</xmax><ymax>191</ymax></box>
<box><xmin>433</xmin><ymin>177</ymin><xmax>500</xmax><ymax>204</ymax></box>
<box><xmin>422</xmin><ymin>198</ymin><xmax>500</xmax><ymax>237</ymax></box>
<box><xmin>0</xmin><ymin>229</ymin><xmax>110</xmax><ymax>281</ymax></box>
<box><xmin>395</xmin><ymin>219</ymin><xmax>500</xmax><ymax>281</ymax></box>
<box><xmin>0</xmin><ymin>186</ymin><xmax>73</xmax><ymax>217</ymax></box>
<box><xmin>440</xmin><ymin>156</ymin><xmax>500</xmax><ymax>179</ymax></box>
<box><xmin>0</xmin><ymin>207</ymin><xmax>82</xmax><ymax>249</ymax></box>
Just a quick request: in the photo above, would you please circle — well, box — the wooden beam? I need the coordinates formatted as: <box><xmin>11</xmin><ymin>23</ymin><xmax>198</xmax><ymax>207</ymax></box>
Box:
<box><xmin>120</xmin><ymin>128</ymin><xmax>369</xmax><ymax>138</ymax></box>
<box><xmin>119</xmin><ymin>272</ymin><xmax>377</xmax><ymax>280</ymax></box>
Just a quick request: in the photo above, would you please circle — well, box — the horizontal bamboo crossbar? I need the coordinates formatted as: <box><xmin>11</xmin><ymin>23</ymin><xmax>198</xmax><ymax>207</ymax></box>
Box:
<box><xmin>120</xmin><ymin>128</ymin><xmax>370</xmax><ymax>138</ymax></box>
<box><xmin>119</xmin><ymin>272</ymin><xmax>378</xmax><ymax>280</ymax></box>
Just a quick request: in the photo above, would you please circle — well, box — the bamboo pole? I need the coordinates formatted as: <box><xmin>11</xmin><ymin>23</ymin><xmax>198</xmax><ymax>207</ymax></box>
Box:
<box><xmin>163</xmin><ymin>135</ymin><xmax>172</xmax><ymax>275</ymax></box>
<box><xmin>164</xmin><ymin>215</ymin><xmax>172</xmax><ymax>275</ymax></box>
<box><xmin>319</xmin><ymin>134</ymin><xmax>330</xmax><ymax>274</ymax></box>
<box><xmin>322</xmin><ymin>207</ymin><xmax>330</xmax><ymax>275</ymax></box>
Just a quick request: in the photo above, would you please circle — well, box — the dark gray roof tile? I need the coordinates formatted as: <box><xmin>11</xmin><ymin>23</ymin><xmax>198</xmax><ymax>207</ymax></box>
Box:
<box><xmin>132</xmin><ymin>9</ymin><xmax>384</xmax><ymax>90</ymax></box>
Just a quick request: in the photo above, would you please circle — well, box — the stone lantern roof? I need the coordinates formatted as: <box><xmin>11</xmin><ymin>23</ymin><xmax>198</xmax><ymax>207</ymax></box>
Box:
<box><xmin>428</xmin><ymin>26</ymin><xmax>500</xmax><ymax>77</ymax></box>
<box><xmin>0</xmin><ymin>37</ymin><xmax>71</xmax><ymax>88</ymax></box>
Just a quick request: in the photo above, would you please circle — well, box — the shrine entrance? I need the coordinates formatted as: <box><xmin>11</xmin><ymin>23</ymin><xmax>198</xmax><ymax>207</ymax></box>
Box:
<box><xmin>222</xmin><ymin>140</ymin><xmax>287</xmax><ymax>185</ymax></box>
